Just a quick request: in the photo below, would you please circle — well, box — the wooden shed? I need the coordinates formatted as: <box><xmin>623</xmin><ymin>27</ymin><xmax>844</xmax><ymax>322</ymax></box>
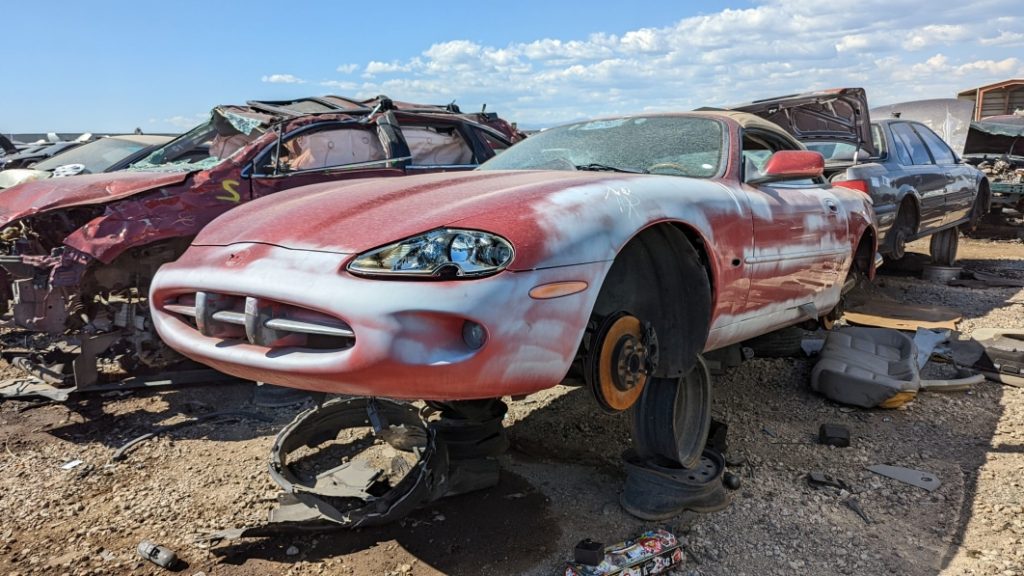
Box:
<box><xmin>958</xmin><ymin>79</ymin><xmax>1024</xmax><ymax>120</ymax></box>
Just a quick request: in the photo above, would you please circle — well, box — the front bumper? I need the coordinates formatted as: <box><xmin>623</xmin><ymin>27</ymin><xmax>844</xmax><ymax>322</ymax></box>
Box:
<box><xmin>150</xmin><ymin>243</ymin><xmax>609</xmax><ymax>400</ymax></box>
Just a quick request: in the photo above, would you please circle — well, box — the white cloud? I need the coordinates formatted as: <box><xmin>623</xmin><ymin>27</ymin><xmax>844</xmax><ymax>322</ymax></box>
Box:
<box><xmin>335</xmin><ymin>63</ymin><xmax>359</xmax><ymax>73</ymax></box>
<box><xmin>261</xmin><ymin>73</ymin><xmax>306</xmax><ymax>84</ymax></box>
<box><xmin>310</xmin><ymin>0</ymin><xmax>1024</xmax><ymax>125</ymax></box>
<box><xmin>980</xmin><ymin>30</ymin><xmax>1024</xmax><ymax>46</ymax></box>
<box><xmin>364</xmin><ymin>60</ymin><xmax>415</xmax><ymax>76</ymax></box>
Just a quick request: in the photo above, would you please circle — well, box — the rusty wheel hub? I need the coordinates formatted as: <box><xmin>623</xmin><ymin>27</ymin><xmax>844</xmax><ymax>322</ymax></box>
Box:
<box><xmin>588</xmin><ymin>313</ymin><xmax>659</xmax><ymax>412</ymax></box>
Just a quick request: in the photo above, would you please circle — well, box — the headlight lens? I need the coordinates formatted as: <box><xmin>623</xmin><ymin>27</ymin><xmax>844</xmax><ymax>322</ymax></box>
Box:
<box><xmin>347</xmin><ymin>228</ymin><xmax>514</xmax><ymax>278</ymax></box>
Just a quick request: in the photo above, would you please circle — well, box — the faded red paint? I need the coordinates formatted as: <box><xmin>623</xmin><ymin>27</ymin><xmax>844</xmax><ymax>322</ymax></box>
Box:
<box><xmin>151</xmin><ymin>111</ymin><xmax>879</xmax><ymax>401</ymax></box>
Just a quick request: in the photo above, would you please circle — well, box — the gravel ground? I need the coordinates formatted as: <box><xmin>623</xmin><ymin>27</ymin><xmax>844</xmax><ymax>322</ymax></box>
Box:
<box><xmin>1</xmin><ymin>236</ymin><xmax>1023</xmax><ymax>576</ymax></box>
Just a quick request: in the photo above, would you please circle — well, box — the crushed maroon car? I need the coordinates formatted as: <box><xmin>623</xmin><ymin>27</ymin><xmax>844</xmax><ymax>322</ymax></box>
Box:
<box><xmin>0</xmin><ymin>95</ymin><xmax>520</xmax><ymax>399</ymax></box>
<box><xmin>150</xmin><ymin>110</ymin><xmax>879</xmax><ymax>467</ymax></box>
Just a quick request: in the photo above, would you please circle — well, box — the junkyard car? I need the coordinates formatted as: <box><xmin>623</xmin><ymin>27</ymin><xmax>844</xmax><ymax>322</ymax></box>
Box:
<box><xmin>150</xmin><ymin>110</ymin><xmax>878</xmax><ymax>457</ymax></box>
<box><xmin>0</xmin><ymin>95</ymin><xmax>519</xmax><ymax>393</ymax></box>
<box><xmin>0</xmin><ymin>134</ymin><xmax>173</xmax><ymax>189</ymax></box>
<box><xmin>961</xmin><ymin>114</ymin><xmax>1024</xmax><ymax>212</ymax></box>
<box><xmin>0</xmin><ymin>134</ymin><xmax>96</xmax><ymax>170</ymax></box>
<box><xmin>732</xmin><ymin>89</ymin><xmax>988</xmax><ymax>266</ymax></box>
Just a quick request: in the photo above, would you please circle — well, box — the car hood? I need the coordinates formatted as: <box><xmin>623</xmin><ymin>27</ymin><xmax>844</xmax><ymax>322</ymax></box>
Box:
<box><xmin>0</xmin><ymin>170</ymin><xmax>189</xmax><ymax>227</ymax></box>
<box><xmin>193</xmin><ymin>170</ymin><xmax>641</xmax><ymax>255</ymax></box>
<box><xmin>728</xmin><ymin>88</ymin><xmax>875</xmax><ymax>156</ymax></box>
<box><xmin>0</xmin><ymin>168</ymin><xmax>50</xmax><ymax>190</ymax></box>
<box><xmin>964</xmin><ymin>115</ymin><xmax>1024</xmax><ymax>157</ymax></box>
<box><xmin>871</xmin><ymin>98</ymin><xmax>975</xmax><ymax>155</ymax></box>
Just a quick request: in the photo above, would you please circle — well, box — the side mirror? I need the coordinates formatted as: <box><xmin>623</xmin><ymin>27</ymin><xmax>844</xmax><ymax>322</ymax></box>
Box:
<box><xmin>748</xmin><ymin>150</ymin><xmax>824</xmax><ymax>184</ymax></box>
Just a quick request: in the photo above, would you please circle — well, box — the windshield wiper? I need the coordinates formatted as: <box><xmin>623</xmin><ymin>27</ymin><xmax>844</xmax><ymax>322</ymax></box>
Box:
<box><xmin>574</xmin><ymin>163</ymin><xmax>639</xmax><ymax>174</ymax></box>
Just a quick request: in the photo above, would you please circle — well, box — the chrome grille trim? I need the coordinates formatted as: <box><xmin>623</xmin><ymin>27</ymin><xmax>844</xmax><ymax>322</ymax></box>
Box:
<box><xmin>165</xmin><ymin>291</ymin><xmax>355</xmax><ymax>349</ymax></box>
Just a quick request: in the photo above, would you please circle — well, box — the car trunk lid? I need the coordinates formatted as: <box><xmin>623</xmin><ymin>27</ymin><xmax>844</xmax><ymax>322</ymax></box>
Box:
<box><xmin>728</xmin><ymin>88</ymin><xmax>876</xmax><ymax>156</ymax></box>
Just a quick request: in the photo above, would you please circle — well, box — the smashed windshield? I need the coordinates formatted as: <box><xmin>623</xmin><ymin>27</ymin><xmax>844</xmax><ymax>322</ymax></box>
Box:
<box><xmin>478</xmin><ymin>116</ymin><xmax>724</xmax><ymax>177</ymax></box>
<box><xmin>32</xmin><ymin>137</ymin><xmax>148</xmax><ymax>173</ymax></box>
<box><xmin>131</xmin><ymin>109</ymin><xmax>267</xmax><ymax>172</ymax></box>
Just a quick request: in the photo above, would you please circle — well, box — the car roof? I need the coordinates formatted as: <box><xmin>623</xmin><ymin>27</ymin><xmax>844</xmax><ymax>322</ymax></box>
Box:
<box><xmin>107</xmin><ymin>134</ymin><xmax>174</xmax><ymax>145</ymax></box>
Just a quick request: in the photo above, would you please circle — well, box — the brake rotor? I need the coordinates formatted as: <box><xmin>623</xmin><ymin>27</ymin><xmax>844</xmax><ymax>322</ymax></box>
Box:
<box><xmin>587</xmin><ymin>313</ymin><xmax>658</xmax><ymax>412</ymax></box>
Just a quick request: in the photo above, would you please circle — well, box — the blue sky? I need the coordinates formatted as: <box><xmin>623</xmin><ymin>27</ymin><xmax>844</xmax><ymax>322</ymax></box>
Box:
<box><xmin>2</xmin><ymin>0</ymin><xmax>1022</xmax><ymax>133</ymax></box>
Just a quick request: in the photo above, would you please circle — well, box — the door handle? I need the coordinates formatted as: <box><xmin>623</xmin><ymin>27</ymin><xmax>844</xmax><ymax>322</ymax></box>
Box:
<box><xmin>825</xmin><ymin>199</ymin><xmax>839</xmax><ymax>215</ymax></box>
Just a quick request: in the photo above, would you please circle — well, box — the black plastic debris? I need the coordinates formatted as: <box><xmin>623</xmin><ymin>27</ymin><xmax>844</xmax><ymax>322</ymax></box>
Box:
<box><xmin>196</xmin><ymin>397</ymin><xmax>504</xmax><ymax>543</ymax></box>
<box><xmin>806</xmin><ymin>471</ymin><xmax>849</xmax><ymax>491</ymax></box>
<box><xmin>574</xmin><ymin>539</ymin><xmax>605</xmax><ymax>566</ymax></box>
<box><xmin>818</xmin><ymin>423</ymin><xmax>851</xmax><ymax>447</ymax></box>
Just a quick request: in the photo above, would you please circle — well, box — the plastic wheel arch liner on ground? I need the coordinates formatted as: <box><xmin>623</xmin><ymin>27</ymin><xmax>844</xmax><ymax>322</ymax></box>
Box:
<box><xmin>267</xmin><ymin>397</ymin><xmax>449</xmax><ymax>529</ymax></box>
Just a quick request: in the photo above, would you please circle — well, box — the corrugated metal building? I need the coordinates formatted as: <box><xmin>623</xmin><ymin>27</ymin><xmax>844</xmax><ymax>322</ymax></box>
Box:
<box><xmin>958</xmin><ymin>79</ymin><xmax>1024</xmax><ymax>120</ymax></box>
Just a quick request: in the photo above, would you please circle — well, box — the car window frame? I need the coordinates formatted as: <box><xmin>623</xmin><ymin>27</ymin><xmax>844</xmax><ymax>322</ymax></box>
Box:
<box><xmin>910</xmin><ymin>122</ymin><xmax>957</xmax><ymax>165</ymax></box>
<box><xmin>889</xmin><ymin>121</ymin><xmax>934</xmax><ymax>166</ymax></box>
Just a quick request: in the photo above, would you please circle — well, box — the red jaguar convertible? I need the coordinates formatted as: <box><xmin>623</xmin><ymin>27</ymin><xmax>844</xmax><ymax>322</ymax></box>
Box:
<box><xmin>151</xmin><ymin>110</ymin><xmax>877</xmax><ymax>462</ymax></box>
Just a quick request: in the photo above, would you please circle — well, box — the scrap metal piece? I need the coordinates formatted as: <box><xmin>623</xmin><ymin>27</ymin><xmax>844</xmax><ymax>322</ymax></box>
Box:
<box><xmin>806</xmin><ymin>471</ymin><xmax>848</xmax><ymax>491</ymax></box>
<box><xmin>0</xmin><ymin>376</ymin><xmax>72</xmax><ymax>401</ymax></box>
<box><xmin>867</xmin><ymin>464</ymin><xmax>941</xmax><ymax>492</ymax></box>
<box><xmin>844</xmin><ymin>498</ymin><xmax>872</xmax><ymax>524</ymax></box>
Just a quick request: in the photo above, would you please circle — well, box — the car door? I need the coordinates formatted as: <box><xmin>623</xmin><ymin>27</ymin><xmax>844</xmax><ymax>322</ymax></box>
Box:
<box><xmin>247</xmin><ymin>114</ymin><xmax>410</xmax><ymax>200</ymax></box>
<box><xmin>911</xmin><ymin>122</ymin><xmax>975</xmax><ymax>226</ymax></box>
<box><xmin>739</xmin><ymin>130</ymin><xmax>848</xmax><ymax>322</ymax></box>
<box><xmin>887</xmin><ymin>121</ymin><xmax>947</xmax><ymax>231</ymax></box>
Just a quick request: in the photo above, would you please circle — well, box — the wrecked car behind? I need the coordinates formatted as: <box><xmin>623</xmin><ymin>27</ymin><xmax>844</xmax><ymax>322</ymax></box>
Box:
<box><xmin>0</xmin><ymin>134</ymin><xmax>173</xmax><ymax>189</ymax></box>
<box><xmin>0</xmin><ymin>95</ymin><xmax>520</xmax><ymax>399</ymax></box>
<box><xmin>732</xmin><ymin>90</ymin><xmax>988</xmax><ymax>265</ymax></box>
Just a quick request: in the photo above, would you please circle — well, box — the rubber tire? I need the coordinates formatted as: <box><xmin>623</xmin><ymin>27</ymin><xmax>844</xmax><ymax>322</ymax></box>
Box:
<box><xmin>629</xmin><ymin>356</ymin><xmax>712</xmax><ymax>469</ymax></box>
<box><xmin>929</xmin><ymin>227</ymin><xmax>959</xmax><ymax>267</ymax></box>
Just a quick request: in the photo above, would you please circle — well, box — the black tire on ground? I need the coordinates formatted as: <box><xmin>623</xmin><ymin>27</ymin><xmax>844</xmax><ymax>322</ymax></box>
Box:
<box><xmin>929</xmin><ymin>227</ymin><xmax>959</xmax><ymax>267</ymax></box>
<box><xmin>629</xmin><ymin>356</ymin><xmax>712</xmax><ymax>469</ymax></box>
<box><xmin>743</xmin><ymin>325</ymin><xmax>807</xmax><ymax>358</ymax></box>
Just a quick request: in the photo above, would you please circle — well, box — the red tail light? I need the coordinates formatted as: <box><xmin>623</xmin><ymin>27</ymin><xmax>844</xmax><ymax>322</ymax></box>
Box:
<box><xmin>834</xmin><ymin>179</ymin><xmax>870</xmax><ymax>194</ymax></box>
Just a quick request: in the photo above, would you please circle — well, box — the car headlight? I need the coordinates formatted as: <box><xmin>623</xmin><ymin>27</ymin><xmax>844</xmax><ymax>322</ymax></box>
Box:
<box><xmin>348</xmin><ymin>228</ymin><xmax>514</xmax><ymax>278</ymax></box>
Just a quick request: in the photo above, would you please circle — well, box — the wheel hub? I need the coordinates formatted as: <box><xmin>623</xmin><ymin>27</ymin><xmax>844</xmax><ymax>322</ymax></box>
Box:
<box><xmin>588</xmin><ymin>313</ymin><xmax>659</xmax><ymax>412</ymax></box>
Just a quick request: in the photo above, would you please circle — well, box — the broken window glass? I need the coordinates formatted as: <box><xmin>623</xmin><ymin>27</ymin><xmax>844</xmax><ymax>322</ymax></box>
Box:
<box><xmin>479</xmin><ymin>116</ymin><xmax>723</xmax><ymax>178</ymax></box>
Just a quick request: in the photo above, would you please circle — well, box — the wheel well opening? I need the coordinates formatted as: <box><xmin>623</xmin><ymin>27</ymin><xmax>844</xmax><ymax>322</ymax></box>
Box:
<box><xmin>898</xmin><ymin>196</ymin><xmax>920</xmax><ymax>234</ymax></box>
<box><xmin>587</xmin><ymin>223</ymin><xmax>713</xmax><ymax>380</ymax></box>
<box><xmin>854</xmin><ymin>227</ymin><xmax>876</xmax><ymax>274</ymax></box>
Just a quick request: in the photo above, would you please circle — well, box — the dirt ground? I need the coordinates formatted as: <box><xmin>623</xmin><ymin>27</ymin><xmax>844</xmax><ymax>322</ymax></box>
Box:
<box><xmin>2</xmin><ymin>236</ymin><xmax>1024</xmax><ymax>576</ymax></box>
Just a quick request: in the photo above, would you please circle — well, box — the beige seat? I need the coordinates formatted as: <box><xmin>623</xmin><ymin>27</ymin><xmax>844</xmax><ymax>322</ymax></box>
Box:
<box><xmin>209</xmin><ymin>133</ymin><xmax>253</xmax><ymax>160</ymax></box>
<box><xmin>289</xmin><ymin>129</ymin><xmax>385</xmax><ymax>171</ymax></box>
<box><xmin>404</xmin><ymin>127</ymin><xmax>473</xmax><ymax>166</ymax></box>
